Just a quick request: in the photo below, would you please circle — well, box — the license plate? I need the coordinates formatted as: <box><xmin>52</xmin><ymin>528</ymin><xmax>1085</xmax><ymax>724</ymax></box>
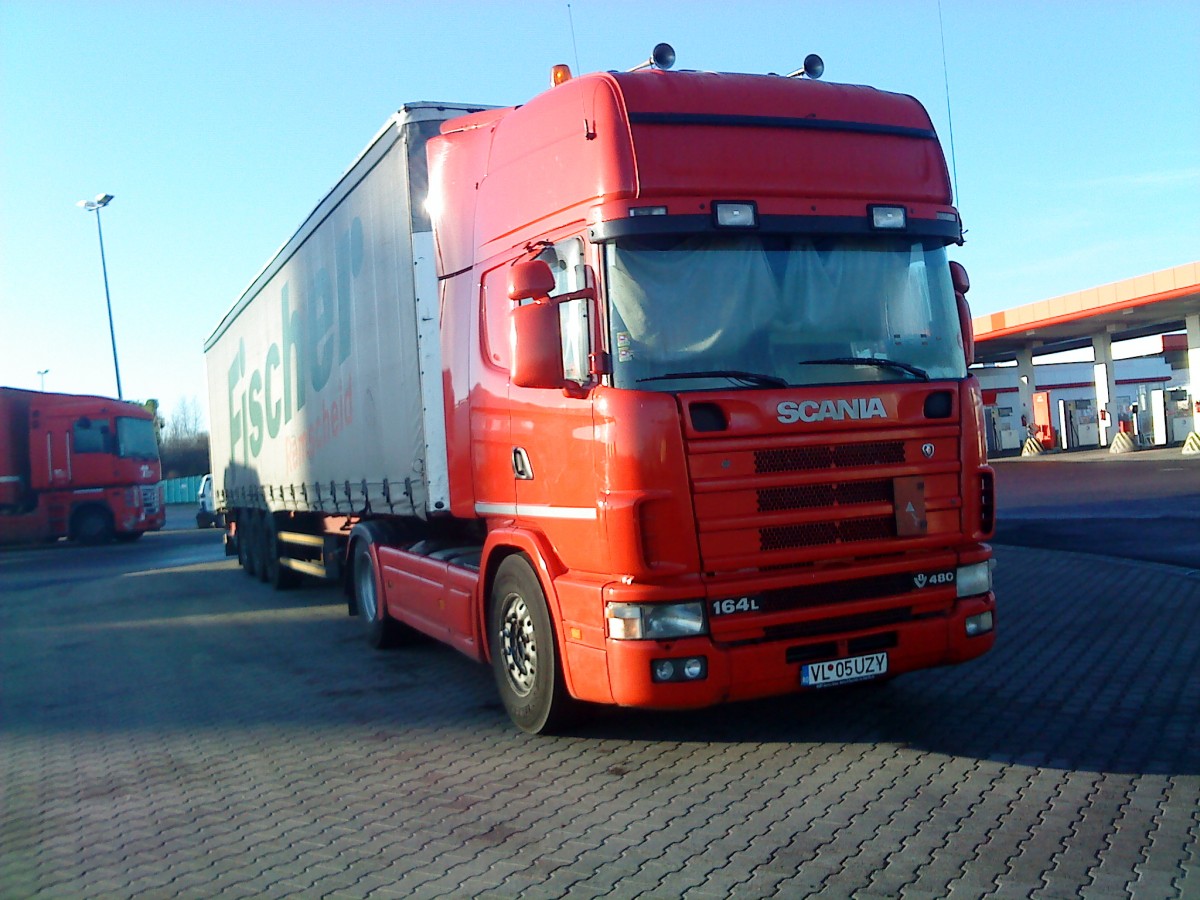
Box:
<box><xmin>801</xmin><ymin>652</ymin><xmax>888</xmax><ymax>687</ymax></box>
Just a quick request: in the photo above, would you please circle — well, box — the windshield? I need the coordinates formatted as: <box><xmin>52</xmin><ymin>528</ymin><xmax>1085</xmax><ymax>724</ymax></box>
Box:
<box><xmin>116</xmin><ymin>417</ymin><xmax>159</xmax><ymax>461</ymax></box>
<box><xmin>605</xmin><ymin>234</ymin><xmax>966</xmax><ymax>391</ymax></box>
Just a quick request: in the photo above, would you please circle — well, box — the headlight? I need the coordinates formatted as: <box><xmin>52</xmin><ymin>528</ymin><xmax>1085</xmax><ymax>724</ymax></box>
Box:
<box><xmin>606</xmin><ymin>601</ymin><xmax>707</xmax><ymax>640</ymax></box>
<box><xmin>956</xmin><ymin>561</ymin><xmax>992</xmax><ymax>598</ymax></box>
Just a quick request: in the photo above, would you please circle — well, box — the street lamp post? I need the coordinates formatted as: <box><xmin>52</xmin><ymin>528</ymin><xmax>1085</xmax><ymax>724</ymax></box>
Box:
<box><xmin>76</xmin><ymin>193</ymin><xmax>122</xmax><ymax>400</ymax></box>
<box><xmin>37</xmin><ymin>369</ymin><xmax>49</xmax><ymax>391</ymax></box>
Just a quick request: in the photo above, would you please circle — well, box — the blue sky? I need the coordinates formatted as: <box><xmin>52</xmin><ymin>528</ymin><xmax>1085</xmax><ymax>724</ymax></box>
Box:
<box><xmin>1</xmin><ymin>1</ymin><xmax>1197</xmax><ymax>425</ymax></box>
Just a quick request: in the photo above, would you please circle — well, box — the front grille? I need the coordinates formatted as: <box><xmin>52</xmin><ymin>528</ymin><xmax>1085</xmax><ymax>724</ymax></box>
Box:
<box><xmin>760</xmin><ymin>515</ymin><xmax>895</xmax><ymax>551</ymax></box>
<box><xmin>758</xmin><ymin>479</ymin><xmax>891</xmax><ymax>513</ymax></box>
<box><xmin>755</xmin><ymin>441</ymin><xmax>905</xmax><ymax>474</ymax></box>
<box><xmin>141</xmin><ymin>486</ymin><xmax>160</xmax><ymax>513</ymax></box>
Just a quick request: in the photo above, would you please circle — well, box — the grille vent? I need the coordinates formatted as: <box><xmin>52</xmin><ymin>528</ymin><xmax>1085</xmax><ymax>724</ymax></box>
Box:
<box><xmin>756</xmin><ymin>441</ymin><xmax>905</xmax><ymax>474</ymax></box>
<box><xmin>761</xmin><ymin>515</ymin><xmax>895</xmax><ymax>551</ymax></box>
<box><xmin>758</xmin><ymin>479</ymin><xmax>891</xmax><ymax>513</ymax></box>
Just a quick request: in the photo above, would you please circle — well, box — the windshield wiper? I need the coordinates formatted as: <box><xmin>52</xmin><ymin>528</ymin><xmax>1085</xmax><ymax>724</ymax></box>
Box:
<box><xmin>796</xmin><ymin>357</ymin><xmax>930</xmax><ymax>382</ymax></box>
<box><xmin>637</xmin><ymin>370</ymin><xmax>789</xmax><ymax>388</ymax></box>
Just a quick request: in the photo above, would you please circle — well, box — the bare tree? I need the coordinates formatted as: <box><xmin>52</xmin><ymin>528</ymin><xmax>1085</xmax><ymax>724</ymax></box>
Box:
<box><xmin>159</xmin><ymin>396</ymin><xmax>210</xmax><ymax>478</ymax></box>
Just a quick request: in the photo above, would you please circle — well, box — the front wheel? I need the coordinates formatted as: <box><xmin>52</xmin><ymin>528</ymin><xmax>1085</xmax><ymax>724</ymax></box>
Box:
<box><xmin>72</xmin><ymin>507</ymin><xmax>114</xmax><ymax>545</ymax></box>
<box><xmin>488</xmin><ymin>555</ymin><xmax>576</xmax><ymax>735</ymax></box>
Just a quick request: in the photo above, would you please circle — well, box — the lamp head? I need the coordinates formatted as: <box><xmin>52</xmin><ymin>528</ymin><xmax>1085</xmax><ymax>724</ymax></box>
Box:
<box><xmin>77</xmin><ymin>193</ymin><xmax>113</xmax><ymax>211</ymax></box>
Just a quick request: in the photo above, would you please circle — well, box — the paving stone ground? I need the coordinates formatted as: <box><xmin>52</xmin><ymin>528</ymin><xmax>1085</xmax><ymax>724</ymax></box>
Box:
<box><xmin>1</xmin><ymin>534</ymin><xmax>1197</xmax><ymax>898</ymax></box>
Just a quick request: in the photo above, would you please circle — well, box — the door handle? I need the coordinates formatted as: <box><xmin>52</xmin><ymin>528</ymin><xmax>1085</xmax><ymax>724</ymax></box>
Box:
<box><xmin>512</xmin><ymin>448</ymin><xmax>534</xmax><ymax>480</ymax></box>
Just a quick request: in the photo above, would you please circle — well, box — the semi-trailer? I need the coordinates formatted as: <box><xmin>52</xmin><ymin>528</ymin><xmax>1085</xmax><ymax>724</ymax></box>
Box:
<box><xmin>205</xmin><ymin>47</ymin><xmax>996</xmax><ymax>733</ymax></box>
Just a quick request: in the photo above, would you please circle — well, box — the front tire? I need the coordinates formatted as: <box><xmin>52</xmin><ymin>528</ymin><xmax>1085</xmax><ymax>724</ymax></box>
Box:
<box><xmin>72</xmin><ymin>507</ymin><xmax>114</xmax><ymax>545</ymax></box>
<box><xmin>488</xmin><ymin>555</ymin><xmax>576</xmax><ymax>735</ymax></box>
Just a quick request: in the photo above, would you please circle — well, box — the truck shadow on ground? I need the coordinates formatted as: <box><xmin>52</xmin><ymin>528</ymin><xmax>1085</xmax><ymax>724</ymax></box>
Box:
<box><xmin>4</xmin><ymin>545</ymin><xmax>1196</xmax><ymax>778</ymax></box>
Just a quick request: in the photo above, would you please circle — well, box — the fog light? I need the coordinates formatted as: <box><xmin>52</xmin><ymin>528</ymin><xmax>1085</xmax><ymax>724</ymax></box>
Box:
<box><xmin>651</xmin><ymin>656</ymin><xmax>708</xmax><ymax>683</ymax></box>
<box><xmin>965</xmin><ymin>611</ymin><xmax>994</xmax><ymax>636</ymax></box>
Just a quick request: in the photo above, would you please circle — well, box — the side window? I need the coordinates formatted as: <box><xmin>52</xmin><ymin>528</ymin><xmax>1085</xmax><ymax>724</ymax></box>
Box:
<box><xmin>536</xmin><ymin>239</ymin><xmax>591</xmax><ymax>384</ymax></box>
<box><xmin>73</xmin><ymin>418</ymin><xmax>108</xmax><ymax>453</ymax></box>
<box><xmin>481</xmin><ymin>266</ymin><xmax>513</xmax><ymax>371</ymax></box>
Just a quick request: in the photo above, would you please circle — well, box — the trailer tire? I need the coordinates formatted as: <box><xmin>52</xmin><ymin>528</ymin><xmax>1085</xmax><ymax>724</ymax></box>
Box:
<box><xmin>72</xmin><ymin>506</ymin><xmax>114</xmax><ymax>545</ymax></box>
<box><xmin>235</xmin><ymin>513</ymin><xmax>250</xmax><ymax>572</ymax></box>
<box><xmin>353</xmin><ymin>539</ymin><xmax>407</xmax><ymax>649</ymax></box>
<box><xmin>263</xmin><ymin>515</ymin><xmax>298</xmax><ymax>590</ymax></box>
<box><xmin>255</xmin><ymin>514</ymin><xmax>273</xmax><ymax>583</ymax></box>
<box><xmin>488</xmin><ymin>555</ymin><xmax>576</xmax><ymax>735</ymax></box>
<box><xmin>242</xmin><ymin>512</ymin><xmax>262</xmax><ymax>578</ymax></box>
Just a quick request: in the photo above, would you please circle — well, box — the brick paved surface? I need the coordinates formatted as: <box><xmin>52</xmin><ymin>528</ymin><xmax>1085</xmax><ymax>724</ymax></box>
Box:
<box><xmin>1</xmin><ymin>536</ymin><xmax>1197</xmax><ymax>898</ymax></box>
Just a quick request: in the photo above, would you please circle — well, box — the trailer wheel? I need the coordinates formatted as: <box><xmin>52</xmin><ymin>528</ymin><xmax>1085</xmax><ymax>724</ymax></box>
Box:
<box><xmin>488</xmin><ymin>555</ymin><xmax>576</xmax><ymax>735</ymax></box>
<box><xmin>72</xmin><ymin>506</ymin><xmax>114</xmax><ymax>545</ymax></box>
<box><xmin>353</xmin><ymin>540</ymin><xmax>406</xmax><ymax>648</ymax></box>
<box><xmin>242</xmin><ymin>512</ymin><xmax>262</xmax><ymax>578</ymax></box>
<box><xmin>263</xmin><ymin>515</ymin><xmax>298</xmax><ymax>590</ymax></box>
<box><xmin>255</xmin><ymin>514</ymin><xmax>273</xmax><ymax>584</ymax></box>
<box><xmin>235</xmin><ymin>513</ymin><xmax>250</xmax><ymax>572</ymax></box>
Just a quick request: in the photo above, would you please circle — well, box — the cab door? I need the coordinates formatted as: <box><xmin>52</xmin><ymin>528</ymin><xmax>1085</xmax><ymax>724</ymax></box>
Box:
<box><xmin>509</xmin><ymin>238</ymin><xmax>604</xmax><ymax>574</ymax></box>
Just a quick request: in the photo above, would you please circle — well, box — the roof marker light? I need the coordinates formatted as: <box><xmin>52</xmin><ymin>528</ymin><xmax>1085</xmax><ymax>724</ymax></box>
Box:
<box><xmin>551</xmin><ymin>64</ymin><xmax>572</xmax><ymax>87</ymax></box>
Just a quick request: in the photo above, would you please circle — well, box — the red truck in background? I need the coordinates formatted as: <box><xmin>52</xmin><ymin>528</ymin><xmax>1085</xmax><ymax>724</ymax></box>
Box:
<box><xmin>205</xmin><ymin>47</ymin><xmax>996</xmax><ymax>733</ymax></box>
<box><xmin>0</xmin><ymin>387</ymin><xmax>164</xmax><ymax>545</ymax></box>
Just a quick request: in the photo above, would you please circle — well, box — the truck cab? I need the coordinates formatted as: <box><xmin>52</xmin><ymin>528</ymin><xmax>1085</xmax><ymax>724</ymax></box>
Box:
<box><xmin>429</xmin><ymin>63</ymin><xmax>994</xmax><ymax>724</ymax></box>
<box><xmin>0</xmin><ymin>388</ymin><xmax>164</xmax><ymax>544</ymax></box>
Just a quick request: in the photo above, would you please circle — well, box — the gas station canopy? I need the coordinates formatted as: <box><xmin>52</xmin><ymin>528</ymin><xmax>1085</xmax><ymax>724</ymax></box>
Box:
<box><xmin>973</xmin><ymin>262</ymin><xmax>1200</xmax><ymax>363</ymax></box>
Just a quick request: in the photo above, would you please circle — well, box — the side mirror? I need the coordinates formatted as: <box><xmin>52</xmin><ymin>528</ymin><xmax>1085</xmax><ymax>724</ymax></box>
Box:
<box><xmin>511</xmin><ymin>301</ymin><xmax>566</xmax><ymax>389</ymax></box>
<box><xmin>957</xmin><ymin>291</ymin><xmax>975</xmax><ymax>367</ymax></box>
<box><xmin>949</xmin><ymin>260</ymin><xmax>970</xmax><ymax>295</ymax></box>
<box><xmin>509</xmin><ymin>260</ymin><xmax>556</xmax><ymax>302</ymax></box>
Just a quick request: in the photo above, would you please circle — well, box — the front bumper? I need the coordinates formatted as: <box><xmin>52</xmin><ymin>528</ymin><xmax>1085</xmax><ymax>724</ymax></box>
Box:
<box><xmin>597</xmin><ymin>592</ymin><xmax>995</xmax><ymax>709</ymax></box>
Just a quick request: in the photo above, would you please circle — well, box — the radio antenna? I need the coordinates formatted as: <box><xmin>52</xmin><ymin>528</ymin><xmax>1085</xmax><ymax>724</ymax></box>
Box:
<box><xmin>566</xmin><ymin>3</ymin><xmax>582</xmax><ymax>74</ymax></box>
<box><xmin>564</xmin><ymin>3</ymin><xmax>593</xmax><ymax>137</ymax></box>
<box><xmin>938</xmin><ymin>0</ymin><xmax>960</xmax><ymax>204</ymax></box>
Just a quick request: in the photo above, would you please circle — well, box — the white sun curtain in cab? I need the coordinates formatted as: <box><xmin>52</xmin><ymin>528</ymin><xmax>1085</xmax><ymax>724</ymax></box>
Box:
<box><xmin>605</xmin><ymin>234</ymin><xmax>967</xmax><ymax>390</ymax></box>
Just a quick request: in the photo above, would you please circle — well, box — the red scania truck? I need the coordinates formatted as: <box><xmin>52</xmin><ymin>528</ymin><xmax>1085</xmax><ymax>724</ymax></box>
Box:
<box><xmin>205</xmin><ymin>48</ymin><xmax>996</xmax><ymax>733</ymax></box>
<box><xmin>0</xmin><ymin>387</ymin><xmax>164</xmax><ymax>544</ymax></box>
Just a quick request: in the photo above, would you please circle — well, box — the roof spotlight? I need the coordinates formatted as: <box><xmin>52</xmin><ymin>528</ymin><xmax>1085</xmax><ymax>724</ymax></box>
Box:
<box><xmin>630</xmin><ymin>42</ymin><xmax>676</xmax><ymax>71</ymax></box>
<box><xmin>787</xmin><ymin>54</ymin><xmax>824</xmax><ymax>79</ymax></box>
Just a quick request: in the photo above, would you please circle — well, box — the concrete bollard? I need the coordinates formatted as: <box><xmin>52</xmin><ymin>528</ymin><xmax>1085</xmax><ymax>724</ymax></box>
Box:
<box><xmin>1108</xmin><ymin>431</ymin><xmax>1138</xmax><ymax>454</ymax></box>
